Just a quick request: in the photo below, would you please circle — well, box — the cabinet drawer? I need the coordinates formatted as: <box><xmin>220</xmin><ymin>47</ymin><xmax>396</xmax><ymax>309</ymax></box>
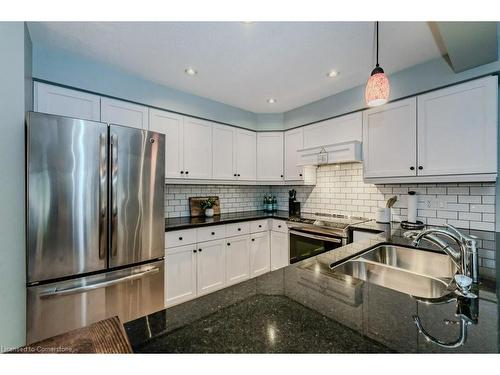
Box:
<box><xmin>250</xmin><ymin>219</ymin><xmax>269</xmax><ymax>233</ymax></box>
<box><xmin>226</xmin><ymin>222</ymin><xmax>251</xmax><ymax>237</ymax></box>
<box><xmin>197</xmin><ymin>225</ymin><xmax>226</xmax><ymax>242</ymax></box>
<box><xmin>272</xmin><ymin>219</ymin><xmax>288</xmax><ymax>233</ymax></box>
<box><xmin>165</xmin><ymin>229</ymin><xmax>197</xmax><ymax>248</ymax></box>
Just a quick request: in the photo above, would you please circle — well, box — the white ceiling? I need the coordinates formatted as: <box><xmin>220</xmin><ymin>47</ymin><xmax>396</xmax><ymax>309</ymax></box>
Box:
<box><xmin>27</xmin><ymin>22</ymin><xmax>444</xmax><ymax>113</ymax></box>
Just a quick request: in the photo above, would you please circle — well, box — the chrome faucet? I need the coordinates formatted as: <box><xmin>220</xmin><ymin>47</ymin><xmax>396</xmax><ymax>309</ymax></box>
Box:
<box><xmin>404</xmin><ymin>224</ymin><xmax>478</xmax><ymax>284</ymax></box>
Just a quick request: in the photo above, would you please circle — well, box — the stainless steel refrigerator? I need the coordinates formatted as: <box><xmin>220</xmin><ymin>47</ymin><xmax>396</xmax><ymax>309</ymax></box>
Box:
<box><xmin>26</xmin><ymin>111</ymin><xmax>165</xmax><ymax>344</ymax></box>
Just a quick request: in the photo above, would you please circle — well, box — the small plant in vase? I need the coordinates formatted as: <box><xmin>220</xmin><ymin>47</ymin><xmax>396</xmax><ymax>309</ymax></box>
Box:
<box><xmin>200</xmin><ymin>197</ymin><xmax>218</xmax><ymax>217</ymax></box>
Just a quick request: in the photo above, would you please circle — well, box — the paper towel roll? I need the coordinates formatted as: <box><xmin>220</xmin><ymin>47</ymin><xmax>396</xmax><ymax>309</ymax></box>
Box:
<box><xmin>407</xmin><ymin>191</ymin><xmax>417</xmax><ymax>223</ymax></box>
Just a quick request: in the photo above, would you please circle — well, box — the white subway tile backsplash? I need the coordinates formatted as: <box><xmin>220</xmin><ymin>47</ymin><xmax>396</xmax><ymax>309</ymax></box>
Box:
<box><xmin>270</xmin><ymin>163</ymin><xmax>496</xmax><ymax>231</ymax></box>
<box><xmin>164</xmin><ymin>163</ymin><xmax>496</xmax><ymax>232</ymax></box>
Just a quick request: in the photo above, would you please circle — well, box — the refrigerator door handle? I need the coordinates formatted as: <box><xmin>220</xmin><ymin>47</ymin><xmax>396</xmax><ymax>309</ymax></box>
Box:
<box><xmin>38</xmin><ymin>267</ymin><xmax>160</xmax><ymax>298</ymax></box>
<box><xmin>110</xmin><ymin>133</ymin><xmax>118</xmax><ymax>258</ymax></box>
<box><xmin>99</xmin><ymin>132</ymin><xmax>108</xmax><ymax>260</ymax></box>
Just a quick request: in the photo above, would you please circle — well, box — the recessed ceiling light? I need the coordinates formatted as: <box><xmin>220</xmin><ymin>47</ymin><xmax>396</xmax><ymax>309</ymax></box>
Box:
<box><xmin>327</xmin><ymin>70</ymin><xmax>339</xmax><ymax>78</ymax></box>
<box><xmin>242</xmin><ymin>21</ymin><xmax>254</xmax><ymax>24</ymax></box>
<box><xmin>267</xmin><ymin>98</ymin><xmax>277</xmax><ymax>104</ymax></box>
<box><xmin>185</xmin><ymin>67</ymin><xmax>197</xmax><ymax>76</ymax></box>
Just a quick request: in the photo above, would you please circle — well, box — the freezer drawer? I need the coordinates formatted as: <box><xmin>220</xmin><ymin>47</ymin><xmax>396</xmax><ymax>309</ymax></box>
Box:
<box><xmin>27</xmin><ymin>260</ymin><xmax>164</xmax><ymax>344</ymax></box>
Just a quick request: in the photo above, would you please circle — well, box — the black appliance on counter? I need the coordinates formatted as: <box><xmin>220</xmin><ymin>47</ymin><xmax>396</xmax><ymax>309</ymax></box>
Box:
<box><xmin>288</xmin><ymin>189</ymin><xmax>301</xmax><ymax>218</ymax></box>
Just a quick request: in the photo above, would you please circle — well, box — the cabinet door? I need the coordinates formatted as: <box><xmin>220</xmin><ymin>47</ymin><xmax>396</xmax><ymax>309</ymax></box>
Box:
<box><xmin>212</xmin><ymin>124</ymin><xmax>236</xmax><ymax>180</ymax></box>
<box><xmin>257</xmin><ymin>132</ymin><xmax>284</xmax><ymax>181</ymax></box>
<box><xmin>250</xmin><ymin>232</ymin><xmax>270</xmax><ymax>277</ymax></box>
<box><xmin>183</xmin><ymin>117</ymin><xmax>213</xmax><ymax>179</ymax></box>
<box><xmin>362</xmin><ymin>98</ymin><xmax>417</xmax><ymax>178</ymax></box>
<box><xmin>284</xmin><ymin>128</ymin><xmax>304</xmax><ymax>180</ymax></box>
<box><xmin>235</xmin><ymin>129</ymin><xmax>257</xmax><ymax>180</ymax></box>
<box><xmin>101</xmin><ymin>97</ymin><xmax>148</xmax><ymax>129</ymax></box>
<box><xmin>225</xmin><ymin>235</ymin><xmax>250</xmax><ymax>286</ymax></box>
<box><xmin>271</xmin><ymin>231</ymin><xmax>289</xmax><ymax>271</ymax></box>
<box><xmin>165</xmin><ymin>244</ymin><xmax>197</xmax><ymax>307</ymax></box>
<box><xmin>34</xmin><ymin>82</ymin><xmax>100</xmax><ymax>121</ymax></box>
<box><xmin>303</xmin><ymin>112</ymin><xmax>362</xmax><ymax>149</ymax></box>
<box><xmin>417</xmin><ymin>76</ymin><xmax>498</xmax><ymax>176</ymax></box>
<box><xmin>197</xmin><ymin>239</ymin><xmax>226</xmax><ymax>296</ymax></box>
<box><xmin>149</xmin><ymin>109</ymin><xmax>184</xmax><ymax>179</ymax></box>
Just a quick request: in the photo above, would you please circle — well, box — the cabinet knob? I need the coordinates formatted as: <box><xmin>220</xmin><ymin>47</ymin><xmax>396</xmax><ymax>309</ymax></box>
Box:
<box><xmin>180</xmin><ymin>171</ymin><xmax>184</xmax><ymax>174</ymax></box>
<box><xmin>237</xmin><ymin>174</ymin><xmax>241</xmax><ymax>177</ymax></box>
<box><xmin>251</xmin><ymin>238</ymin><xmax>255</xmax><ymax>242</ymax></box>
<box><xmin>278</xmin><ymin>225</ymin><xmax>281</xmax><ymax>228</ymax></box>
<box><xmin>234</xmin><ymin>173</ymin><xmax>237</xmax><ymax>177</ymax></box>
<box><xmin>198</xmin><ymin>248</ymin><xmax>202</xmax><ymax>252</ymax></box>
<box><xmin>418</xmin><ymin>166</ymin><xmax>423</xmax><ymax>170</ymax></box>
<box><xmin>211</xmin><ymin>232</ymin><xmax>215</xmax><ymax>235</ymax></box>
<box><xmin>299</xmin><ymin>173</ymin><xmax>303</xmax><ymax>177</ymax></box>
<box><xmin>179</xmin><ymin>237</ymin><xmax>183</xmax><ymax>241</ymax></box>
<box><xmin>238</xmin><ymin>228</ymin><xmax>241</xmax><ymax>231</ymax></box>
<box><xmin>258</xmin><ymin>225</ymin><xmax>262</xmax><ymax>228</ymax></box>
<box><xmin>193</xmin><ymin>249</ymin><xmax>197</xmax><ymax>253</ymax></box>
<box><xmin>410</xmin><ymin>166</ymin><xmax>415</xmax><ymax>171</ymax></box>
<box><xmin>227</xmin><ymin>243</ymin><xmax>231</xmax><ymax>246</ymax></box>
<box><xmin>185</xmin><ymin>171</ymin><xmax>189</xmax><ymax>175</ymax></box>
<box><xmin>280</xmin><ymin>174</ymin><xmax>283</xmax><ymax>178</ymax></box>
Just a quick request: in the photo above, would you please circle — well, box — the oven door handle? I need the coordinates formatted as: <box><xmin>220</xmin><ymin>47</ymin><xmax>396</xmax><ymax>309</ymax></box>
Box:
<box><xmin>289</xmin><ymin>230</ymin><xmax>343</xmax><ymax>243</ymax></box>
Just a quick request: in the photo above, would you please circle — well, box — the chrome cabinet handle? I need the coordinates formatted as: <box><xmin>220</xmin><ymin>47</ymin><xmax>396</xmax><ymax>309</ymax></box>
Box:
<box><xmin>39</xmin><ymin>267</ymin><xmax>160</xmax><ymax>298</ymax></box>
<box><xmin>98</xmin><ymin>132</ymin><xmax>108</xmax><ymax>260</ymax></box>
<box><xmin>110</xmin><ymin>133</ymin><xmax>118</xmax><ymax>257</ymax></box>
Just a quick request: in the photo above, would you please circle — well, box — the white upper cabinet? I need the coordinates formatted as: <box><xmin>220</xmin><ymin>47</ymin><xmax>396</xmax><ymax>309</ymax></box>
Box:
<box><xmin>257</xmin><ymin>132</ymin><xmax>284</xmax><ymax>181</ymax></box>
<box><xmin>417</xmin><ymin>76</ymin><xmax>498</xmax><ymax>176</ymax></box>
<box><xmin>149</xmin><ymin>109</ymin><xmax>184</xmax><ymax>179</ymax></box>
<box><xmin>363</xmin><ymin>98</ymin><xmax>417</xmax><ymax>178</ymax></box>
<box><xmin>284</xmin><ymin>128</ymin><xmax>304</xmax><ymax>181</ymax></box>
<box><xmin>303</xmin><ymin>112</ymin><xmax>362</xmax><ymax>149</ymax></box>
<box><xmin>183</xmin><ymin>117</ymin><xmax>213</xmax><ymax>179</ymax></box>
<box><xmin>212</xmin><ymin>124</ymin><xmax>236</xmax><ymax>180</ymax></box>
<box><xmin>34</xmin><ymin>82</ymin><xmax>100</xmax><ymax>121</ymax></box>
<box><xmin>101</xmin><ymin>97</ymin><xmax>148</xmax><ymax>129</ymax></box>
<box><xmin>235</xmin><ymin>129</ymin><xmax>257</xmax><ymax>180</ymax></box>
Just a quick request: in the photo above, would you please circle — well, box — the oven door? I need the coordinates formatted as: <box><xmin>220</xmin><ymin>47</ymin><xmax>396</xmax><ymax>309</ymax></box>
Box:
<box><xmin>289</xmin><ymin>230</ymin><xmax>344</xmax><ymax>264</ymax></box>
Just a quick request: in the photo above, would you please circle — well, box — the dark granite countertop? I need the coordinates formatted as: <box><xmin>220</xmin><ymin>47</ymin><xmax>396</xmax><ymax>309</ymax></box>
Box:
<box><xmin>128</xmin><ymin>218</ymin><xmax>499</xmax><ymax>353</ymax></box>
<box><xmin>165</xmin><ymin>210</ymin><xmax>290</xmax><ymax>231</ymax></box>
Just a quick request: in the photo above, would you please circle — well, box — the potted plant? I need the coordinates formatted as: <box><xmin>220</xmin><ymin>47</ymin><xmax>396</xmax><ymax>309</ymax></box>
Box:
<box><xmin>200</xmin><ymin>197</ymin><xmax>218</xmax><ymax>217</ymax></box>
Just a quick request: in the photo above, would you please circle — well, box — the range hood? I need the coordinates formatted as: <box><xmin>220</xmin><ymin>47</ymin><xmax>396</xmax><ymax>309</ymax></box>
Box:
<box><xmin>297</xmin><ymin>141</ymin><xmax>362</xmax><ymax>166</ymax></box>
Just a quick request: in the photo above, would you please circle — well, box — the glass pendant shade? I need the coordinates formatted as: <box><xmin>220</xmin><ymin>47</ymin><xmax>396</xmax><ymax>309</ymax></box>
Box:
<box><xmin>365</xmin><ymin>70</ymin><xmax>390</xmax><ymax>107</ymax></box>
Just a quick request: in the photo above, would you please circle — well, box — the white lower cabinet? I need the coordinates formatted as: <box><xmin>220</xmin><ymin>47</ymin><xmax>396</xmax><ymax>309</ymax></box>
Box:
<box><xmin>225</xmin><ymin>235</ymin><xmax>251</xmax><ymax>286</ymax></box>
<box><xmin>165</xmin><ymin>244</ymin><xmax>197</xmax><ymax>307</ymax></box>
<box><xmin>271</xmin><ymin>231</ymin><xmax>289</xmax><ymax>271</ymax></box>
<box><xmin>166</xmin><ymin>220</ymin><xmax>287</xmax><ymax>307</ymax></box>
<box><xmin>196</xmin><ymin>239</ymin><xmax>226</xmax><ymax>296</ymax></box>
<box><xmin>250</xmin><ymin>231</ymin><xmax>271</xmax><ymax>277</ymax></box>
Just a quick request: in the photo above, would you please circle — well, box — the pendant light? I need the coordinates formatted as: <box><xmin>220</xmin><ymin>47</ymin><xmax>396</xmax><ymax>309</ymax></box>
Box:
<box><xmin>365</xmin><ymin>21</ymin><xmax>390</xmax><ymax>107</ymax></box>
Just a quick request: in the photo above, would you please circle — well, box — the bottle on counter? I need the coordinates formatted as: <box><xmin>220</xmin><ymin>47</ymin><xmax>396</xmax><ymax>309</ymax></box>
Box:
<box><xmin>272</xmin><ymin>196</ymin><xmax>277</xmax><ymax>212</ymax></box>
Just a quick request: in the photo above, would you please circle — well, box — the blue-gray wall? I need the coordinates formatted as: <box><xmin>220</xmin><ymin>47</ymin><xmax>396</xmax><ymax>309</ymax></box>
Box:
<box><xmin>33</xmin><ymin>45</ymin><xmax>258</xmax><ymax>130</ymax></box>
<box><xmin>284</xmin><ymin>57</ymin><xmax>500</xmax><ymax>129</ymax></box>
<box><xmin>0</xmin><ymin>22</ymin><xmax>31</xmax><ymax>351</ymax></box>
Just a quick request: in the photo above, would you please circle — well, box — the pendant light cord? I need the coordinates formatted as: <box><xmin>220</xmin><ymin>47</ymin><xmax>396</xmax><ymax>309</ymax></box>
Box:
<box><xmin>376</xmin><ymin>21</ymin><xmax>379</xmax><ymax>68</ymax></box>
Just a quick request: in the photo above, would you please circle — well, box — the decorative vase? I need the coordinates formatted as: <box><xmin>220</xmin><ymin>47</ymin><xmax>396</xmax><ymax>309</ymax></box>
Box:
<box><xmin>205</xmin><ymin>208</ymin><xmax>214</xmax><ymax>217</ymax></box>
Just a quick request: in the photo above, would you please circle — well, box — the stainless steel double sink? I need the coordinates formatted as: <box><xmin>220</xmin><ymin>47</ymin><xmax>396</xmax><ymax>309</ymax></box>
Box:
<box><xmin>331</xmin><ymin>244</ymin><xmax>457</xmax><ymax>300</ymax></box>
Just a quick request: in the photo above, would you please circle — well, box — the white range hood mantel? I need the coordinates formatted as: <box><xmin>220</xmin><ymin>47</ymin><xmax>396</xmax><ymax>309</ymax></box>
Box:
<box><xmin>297</xmin><ymin>141</ymin><xmax>362</xmax><ymax>166</ymax></box>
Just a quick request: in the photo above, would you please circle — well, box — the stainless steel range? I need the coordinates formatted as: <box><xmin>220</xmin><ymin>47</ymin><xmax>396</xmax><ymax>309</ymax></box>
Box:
<box><xmin>287</xmin><ymin>213</ymin><xmax>369</xmax><ymax>263</ymax></box>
